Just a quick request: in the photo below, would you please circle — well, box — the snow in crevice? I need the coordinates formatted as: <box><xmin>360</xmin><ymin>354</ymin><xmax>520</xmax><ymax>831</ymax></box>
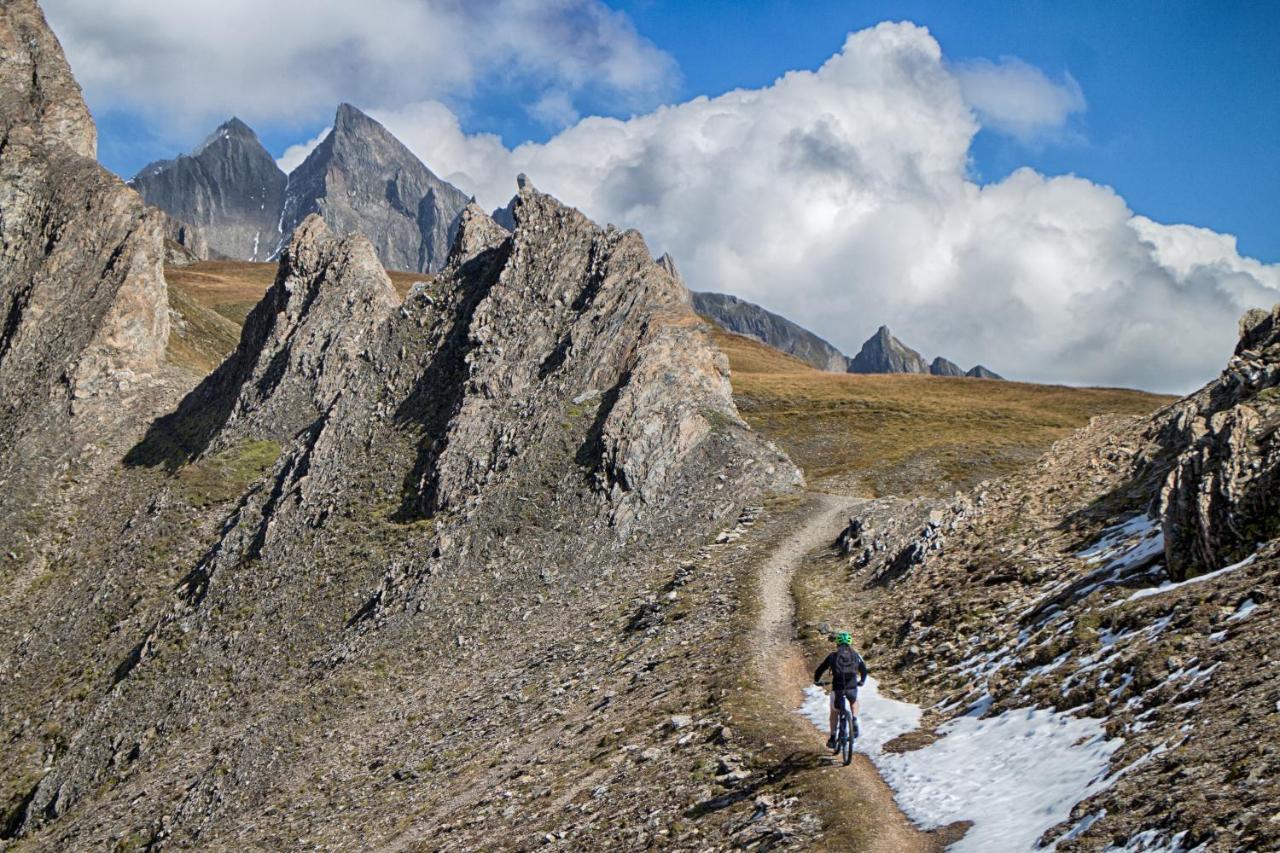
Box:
<box><xmin>1023</xmin><ymin>517</ymin><xmax>1165</xmax><ymax>624</ymax></box>
<box><xmin>1104</xmin><ymin>827</ymin><xmax>1209</xmax><ymax>852</ymax></box>
<box><xmin>1118</xmin><ymin>554</ymin><xmax>1257</xmax><ymax>605</ymax></box>
<box><xmin>798</xmin><ymin>679</ymin><xmax>1122</xmax><ymax>851</ymax></box>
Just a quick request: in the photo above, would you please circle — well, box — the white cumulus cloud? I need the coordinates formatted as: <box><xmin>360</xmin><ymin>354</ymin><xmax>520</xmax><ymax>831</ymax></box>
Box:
<box><xmin>372</xmin><ymin>23</ymin><xmax>1278</xmax><ymax>392</ymax></box>
<box><xmin>955</xmin><ymin>56</ymin><xmax>1085</xmax><ymax>141</ymax></box>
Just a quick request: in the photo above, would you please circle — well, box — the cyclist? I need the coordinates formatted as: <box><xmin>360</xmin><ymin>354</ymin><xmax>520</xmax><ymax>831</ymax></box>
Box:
<box><xmin>813</xmin><ymin>632</ymin><xmax>868</xmax><ymax>750</ymax></box>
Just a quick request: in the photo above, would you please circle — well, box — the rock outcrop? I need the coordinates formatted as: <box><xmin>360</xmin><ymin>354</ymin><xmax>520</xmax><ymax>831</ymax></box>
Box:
<box><xmin>847</xmin><ymin>326</ymin><xmax>1004</xmax><ymax>379</ymax></box>
<box><xmin>1155</xmin><ymin>303</ymin><xmax>1280</xmax><ymax>580</ymax></box>
<box><xmin>130</xmin><ymin>118</ymin><xmax>285</xmax><ymax>261</ymax></box>
<box><xmin>0</xmin><ymin>0</ymin><xmax>170</xmax><ymax>449</ymax></box>
<box><xmin>0</xmin><ymin>0</ymin><xmax>94</xmax><ymax>159</ymax></box>
<box><xmin>847</xmin><ymin>325</ymin><xmax>928</xmax><ymax>374</ymax></box>
<box><xmin>929</xmin><ymin>356</ymin><xmax>964</xmax><ymax>377</ymax></box>
<box><xmin>805</xmin><ymin>302</ymin><xmax>1280</xmax><ymax>852</ymax></box>
<box><xmin>692</xmin><ymin>291</ymin><xmax>849</xmax><ymax>372</ymax></box>
<box><xmin>278</xmin><ymin>103</ymin><xmax>469</xmax><ymax>272</ymax></box>
<box><xmin>1</xmin><ymin>46</ymin><xmax>802</xmax><ymax>837</ymax></box>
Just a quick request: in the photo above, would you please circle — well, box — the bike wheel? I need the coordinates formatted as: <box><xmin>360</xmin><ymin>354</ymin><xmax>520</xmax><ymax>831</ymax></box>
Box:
<box><xmin>841</xmin><ymin>714</ymin><xmax>854</xmax><ymax>765</ymax></box>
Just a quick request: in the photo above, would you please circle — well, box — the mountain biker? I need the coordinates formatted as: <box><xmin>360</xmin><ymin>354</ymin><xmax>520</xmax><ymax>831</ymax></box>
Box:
<box><xmin>814</xmin><ymin>632</ymin><xmax>868</xmax><ymax>750</ymax></box>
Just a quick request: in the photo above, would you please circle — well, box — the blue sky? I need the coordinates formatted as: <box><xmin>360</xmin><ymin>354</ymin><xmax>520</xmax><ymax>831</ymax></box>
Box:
<box><xmin>87</xmin><ymin>0</ymin><xmax>1279</xmax><ymax>263</ymax></box>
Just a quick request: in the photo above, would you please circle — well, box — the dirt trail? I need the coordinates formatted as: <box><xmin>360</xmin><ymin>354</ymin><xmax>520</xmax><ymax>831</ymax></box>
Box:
<box><xmin>750</xmin><ymin>492</ymin><xmax>935</xmax><ymax>853</ymax></box>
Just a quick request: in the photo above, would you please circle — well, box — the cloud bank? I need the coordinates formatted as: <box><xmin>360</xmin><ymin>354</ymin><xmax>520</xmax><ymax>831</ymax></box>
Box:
<box><xmin>366</xmin><ymin>23</ymin><xmax>1277</xmax><ymax>392</ymax></box>
<box><xmin>41</xmin><ymin>0</ymin><xmax>677</xmax><ymax>129</ymax></box>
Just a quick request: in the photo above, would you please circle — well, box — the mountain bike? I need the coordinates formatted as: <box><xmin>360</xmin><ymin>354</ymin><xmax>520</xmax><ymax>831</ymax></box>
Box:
<box><xmin>821</xmin><ymin>682</ymin><xmax>857</xmax><ymax>766</ymax></box>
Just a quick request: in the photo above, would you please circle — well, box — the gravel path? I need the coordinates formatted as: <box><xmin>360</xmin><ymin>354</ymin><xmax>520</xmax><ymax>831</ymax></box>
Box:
<box><xmin>751</xmin><ymin>492</ymin><xmax>936</xmax><ymax>853</ymax></box>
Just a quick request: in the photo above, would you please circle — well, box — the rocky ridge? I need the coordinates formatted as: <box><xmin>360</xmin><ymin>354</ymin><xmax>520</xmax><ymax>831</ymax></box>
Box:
<box><xmin>799</xmin><ymin>302</ymin><xmax>1280</xmax><ymax>850</ymax></box>
<box><xmin>0</xmin><ymin>18</ymin><xmax>808</xmax><ymax>843</ymax></box>
<box><xmin>845</xmin><ymin>325</ymin><xmax>1003</xmax><ymax>379</ymax></box>
<box><xmin>0</xmin><ymin>0</ymin><xmax>180</xmax><ymax>610</ymax></box>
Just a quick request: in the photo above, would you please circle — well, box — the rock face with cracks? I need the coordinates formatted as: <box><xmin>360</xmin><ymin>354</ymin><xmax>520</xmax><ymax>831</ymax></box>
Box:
<box><xmin>1154</xmin><ymin>303</ymin><xmax>1280</xmax><ymax>580</ymax></box>
<box><xmin>0</xmin><ymin>0</ymin><xmax>174</xmax><ymax>586</ymax></box>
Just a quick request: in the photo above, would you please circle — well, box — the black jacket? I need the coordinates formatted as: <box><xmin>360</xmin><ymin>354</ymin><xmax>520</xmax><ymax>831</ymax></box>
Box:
<box><xmin>814</xmin><ymin>647</ymin><xmax>868</xmax><ymax>692</ymax></box>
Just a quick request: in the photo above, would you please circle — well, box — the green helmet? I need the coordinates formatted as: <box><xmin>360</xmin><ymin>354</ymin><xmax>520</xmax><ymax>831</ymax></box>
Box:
<box><xmin>836</xmin><ymin>632</ymin><xmax>852</xmax><ymax>646</ymax></box>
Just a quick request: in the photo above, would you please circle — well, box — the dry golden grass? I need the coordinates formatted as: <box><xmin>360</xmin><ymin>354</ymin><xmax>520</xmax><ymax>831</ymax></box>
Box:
<box><xmin>710</xmin><ymin>328</ymin><xmax>1175</xmax><ymax>497</ymax></box>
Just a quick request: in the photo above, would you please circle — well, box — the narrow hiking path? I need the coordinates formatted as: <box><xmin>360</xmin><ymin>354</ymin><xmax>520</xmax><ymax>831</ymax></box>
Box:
<box><xmin>749</xmin><ymin>492</ymin><xmax>935</xmax><ymax>853</ymax></box>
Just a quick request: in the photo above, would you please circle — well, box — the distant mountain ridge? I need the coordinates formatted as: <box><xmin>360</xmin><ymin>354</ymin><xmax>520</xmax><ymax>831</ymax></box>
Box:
<box><xmin>130</xmin><ymin>105</ymin><xmax>469</xmax><ymax>273</ymax></box>
<box><xmin>693</xmin><ymin>291</ymin><xmax>1003</xmax><ymax>379</ymax></box>
<box><xmin>691</xmin><ymin>291</ymin><xmax>848</xmax><ymax>372</ymax></box>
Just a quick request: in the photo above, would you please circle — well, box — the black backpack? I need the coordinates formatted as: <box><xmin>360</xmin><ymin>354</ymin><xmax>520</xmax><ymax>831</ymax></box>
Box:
<box><xmin>833</xmin><ymin>646</ymin><xmax>861</xmax><ymax>684</ymax></box>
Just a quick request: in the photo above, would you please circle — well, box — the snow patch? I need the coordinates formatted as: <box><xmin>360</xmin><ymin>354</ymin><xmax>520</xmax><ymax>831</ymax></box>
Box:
<box><xmin>1120</xmin><ymin>554</ymin><xmax>1257</xmax><ymax>605</ymax></box>
<box><xmin>799</xmin><ymin>681</ymin><xmax>1122</xmax><ymax>851</ymax></box>
<box><xmin>1227</xmin><ymin>598</ymin><xmax>1257</xmax><ymax>621</ymax></box>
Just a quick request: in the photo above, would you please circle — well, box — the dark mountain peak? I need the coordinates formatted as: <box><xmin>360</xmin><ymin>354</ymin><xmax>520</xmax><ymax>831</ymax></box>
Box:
<box><xmin>966</xmin><ymin>365</ymin><xmax>1003</xmax><ymax>380</ymax></box>
<box><xmin>328</xmin><ymin>103</ymin><xmax>403</xmax><ymax>153</ymax></box>
<box><xmin>280</xmin><ymin>103</ymin><xmax>470</xmax><ymax>272</ymax></box>
<box><xmin>848</xmin><ymin>326</ymin><xmax>927</xmax><ymax>374</ymax></box>
<box><xmin>193</xmin><ymin>116</ymin><xmax>268</xmax><ymax>156</ymax></box>
<box><xmin>930</xmin><ymin>356</ymin><xmax>964</xmax><ymax>377</ymax></box>
<box><xmin>334</xmin><ymin>101</ymin><xmax>375</xmax><ymax>130</ymax></box>
<box><xmin>131</xmin><ymin>114</ymin><xmax>285</xmax><ymax>261</ymax></box>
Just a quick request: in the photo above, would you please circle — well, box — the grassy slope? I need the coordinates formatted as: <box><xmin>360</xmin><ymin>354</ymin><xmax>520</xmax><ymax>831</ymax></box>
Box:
<box><xmin>709</xmin><ymin>327</ymin><xmax>1175</xmax><ymax>497</ymax></box>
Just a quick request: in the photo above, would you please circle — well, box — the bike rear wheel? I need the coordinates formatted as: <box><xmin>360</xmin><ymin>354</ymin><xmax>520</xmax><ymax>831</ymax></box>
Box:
<box><xmin>840</xmin><ymin>711</ymin><xmax>854</xmax><ymax>765</ymax></box>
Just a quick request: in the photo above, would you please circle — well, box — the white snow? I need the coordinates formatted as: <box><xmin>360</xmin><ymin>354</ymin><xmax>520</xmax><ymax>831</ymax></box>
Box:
<box><xmin>1078</xmin><ymin>515</ymin><xmax>1159</xmax><ymax>562</ymax></box>
<box><xmin>799</xmin><ymin>680</ymin><xmax>1122</xmax><ymax>851</ymax></box>
<box><xmin>251</xmin><ymin>230</ymin><xmax>260</xmax><ymax>260</ymax></box>
<box><xmin>800</xmin><ymin>677</ymin><xmax>921</xmax><ymax>755</ymax></box>
<box><xmin>1105</xmin><ymin>828</ymin><xmax>1208</xmax><ymax>851</ymax></box>
<box><xmin>1119</xmin><ymin>554</ymin><xmax>1256</xmax><ymax>605</ymax></box>
<box><xmin>1227</xmin><ymin>598</ymin><xmax>1257</xmax><ymax>621</ymax></box>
